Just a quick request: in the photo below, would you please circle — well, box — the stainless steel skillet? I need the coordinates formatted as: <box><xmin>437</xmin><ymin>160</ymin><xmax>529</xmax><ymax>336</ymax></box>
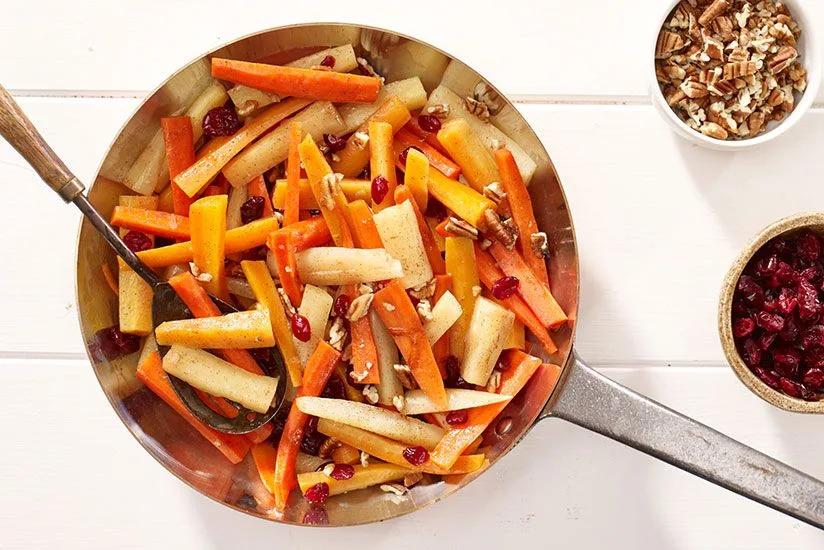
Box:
<box><xmin>55</xmin><ymin>23</ymin><xmax>824</xmax><ymax>527</ymax></box>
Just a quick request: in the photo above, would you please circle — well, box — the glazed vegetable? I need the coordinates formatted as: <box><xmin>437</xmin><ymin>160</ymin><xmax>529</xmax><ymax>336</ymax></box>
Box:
<box><xmin>436</xmin><ymin>118</ymin><xmax>500</xmax><ymax>193</ymax></box>
<box><xmin>395</xmin><ymin>128</ymin><xmax>460</xmax><ymax>180</ymax></box>
<box><xmin>296</xmin><ymin>397</ymin><xmax>445</xmax><ymax>449</ymax></box>
<box><xmin>273</xmin><ymin>342</ymin><xmax>341</xmax><ymax>511</ymax></box>
<box><xmin>295</xmin><ymin>248</ymin><xmax>403</xmax><ymax>285</ymax></box>
<box><xmin>298</xmin><ymin>134</ymin><xmax>353</xmax><ymax>247</ymax></box>
<box><xmin>373</xmin><ymin>200</ymin><xmax>432</xmax><ymax>289</ymax></box>
<box><xmin>373</xmin><ymin>280</ymin><xmax>447</xmax><ymax>408</ymax></box>
<box><xmin>292</xmin><ymin>284</ymin><xmax>334</xmax><ymax>367</ymax></box>
<box><xmin>400</xmin><ymin>145</ymin><xmax>430</xmax><ymax>211</ymax></box>
<box><xmin>338</xmin><ymin>77</ymin><xmax>426</xmax><ymax>133</ymax></box>
<box><xmin>241</xmin><ymin>261</ymin><xmax>303</xmax><ymax>387</ymax></box>
<box><xmin>211</xmin><ymin>58</ymin><xmax>382</xmax><ymax>104</ymax></box>
<box><xmin>423</xmin><ymin>290</ymin><xmax>462</xmax><ymax>345</ymax></box>
<box><xmin>444</xmin><ymin>237</ymin><xmax>479</xmax><ymax>359</ymax></box>
<box><xmin>160</xmin><ymin>116</ymin><xmax>195</xmax><ymax>216</ymax></box>
<box><xmin>460</xmin><ymin>297</ymin><xmax>515</xmax><ymax>386</ymax></box>
<box><xmin>393</xmin><ymin>185</ymin><xmax>446</xmax><ymax>275</ymax></box>
<box><xmin>283</xmin><ymin>121</ymin><xmax>302</xmax><ymax>227</ymax></box>
<box><xmin>117</xmin><ymin>195</ymin><xmax>157</xmax><ymax>336</ymax></box>
<box><xmin>268</xmin><ymin>230</ymin><xmax>303</xmax><ymax>307</ymax></box>
<box><xmin>272</xmin><ymin>178</ymin><xmax>371</xmax><ymax>211</ymax></box>
<box><xmin>369</xmin><ymin>120</ymin><xmax>397</xmax><ymax>212</ymax></box>
<box><xmin>189</xmin><ymin>195</ymin><xmax>229</xmax><ymax>300</ymax></box>
<box><xmin>162</xmin><ymin>345</ymin><xmax>279</xmax><ymax>414</ymax></box>
<box><xmin>298</xmin><ymin>463</ymin><xmax>413</xmax><ymax>497</ymax></box>
<box><xmin>401</xmin><ymin>388</ymin><xmax>511</xmax><ymax>415</ymax></box>
<box><xmin>427</xmin><ymin>167</ymin><xmax>495</xmax><ymax>227</ymax></box>
<box><xmin>155</xmin><ymin>310</ymin><xmax>275</xmax><ymax>349</ymax></box>
<box><xmin>371</xmin><ymin>309</ymin><xmax>403</xmax><ymax>406</ymax></box>
<box><xmin>111</xmin><ymin>206</ymin><xmax>190</xmax><ymax>240</ymax></box>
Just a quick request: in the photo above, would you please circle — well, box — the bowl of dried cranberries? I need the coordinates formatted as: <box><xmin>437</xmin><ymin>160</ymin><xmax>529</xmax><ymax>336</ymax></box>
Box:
<box><xmin>720</xmin><ymin>213</ymin><xmax>824</xmax><ymax>412</ymax></box>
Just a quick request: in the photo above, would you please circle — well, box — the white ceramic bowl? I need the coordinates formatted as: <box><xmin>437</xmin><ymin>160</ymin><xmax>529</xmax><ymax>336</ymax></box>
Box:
<box><xmin>650</xmin><ymin>0</ymin><xmax>821</xmax><ymax>150</ymax></box>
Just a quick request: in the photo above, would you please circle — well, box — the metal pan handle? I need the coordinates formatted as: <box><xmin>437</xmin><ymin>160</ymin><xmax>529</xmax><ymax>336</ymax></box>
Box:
<box><xmin>544</xmin><ymin>352</ymin><xmax>824</xmax><ymax>529</ymax></box>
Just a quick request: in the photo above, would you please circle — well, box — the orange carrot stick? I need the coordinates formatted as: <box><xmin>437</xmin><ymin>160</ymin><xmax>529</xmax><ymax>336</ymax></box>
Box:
<box><xmin>348</xmin><ymin>291</ymin><xmax>381</xmax><ymax>385</ymax></box>
<box><xmin>212</xmin><ymin>58</ymin><xmax>381</xmax><ymax>104</ymax></box>
<box><xmin>283</xmin><ymin>121</ymin><xmax>302</xmax><ymax>226</ymax></box>
<box><xmin>474</xmin><ymin>247</ymin><xmax>558</xmax><ymax>354</ymax></box>
<box><xmin>488</xmin><ymin>242</ymin><xmax>566</xmax><ymax>329</ymax></box>
<box><xmin>268</xmin><ymin>216</ymin><xmax>331</xmax><ymax>253</ymax></box>
<box><xmin>161</xmin><ymin>116</ymin><xmax>196</xmax><ymax>216</ymax></box>
<box><xmin>346</xmin><ymin>200</ymin><xmax>384</xmax><ymax>249</ymax></box>
<box><xmin>495</xmin><ymin>148</ymin><xmax>549</xmax><ymax>287</ymax></box>
<box><xmin>247</xmin><ymin>175</ymin><xmax>274</xmax><ymax>218</ymax></box>
<box><xmin>393</xmin><ymin>186</ymin><xmax>446</xmax><ymax>275</ymax></box>
<box><xmin>269</xmin><ymin>230</ymin><xmax>303</xmax><ymax>308</ymax></box>
<box><xmin>273</xmin><ymin>342</ymin><xmax>341</xmax><ymax>511</ymax></box>
<box><xmin>394</xmin><ymin>128</ymin><xmax>461</xmax><ymax>179</ymax></box>
<box><xmin>299</xmin><ymin>134</ymin><xmax>354</xmax><ymax>247</ymax></box>
<box><xmin>434</xmin><ymin>219</ymin><xmax>451</xmax><ymax>239</ymax></box>
<box><xmin>137</xmin><ymin>217</ymin><xmax>280</xmax><ymax>268</ymax></box>
<box><xmin>430</xmin><ymin>350</ymin><xmax>542</xmax><ymax>469</ymax></box>
<box><xmin>373</xmin><ymin>281</ymin><xmax>447</xmax><ymax>408</ymax></box>
<box><xmin>167</xmin><ymin>271</ymin><xmax>274</xmax><ymax>444</ymax></box>
<box><xmin>136</xmin><ymin>351</ymin><xmax>250</xmax><ymax>464</ymax></box>
<box><xmin>251</xmin><ymin>441</ymin><xmax>278</xmax><ymax>495</ymax></box>
<box><xmin>101</xmin><ymin>263</ymin><xmax>118</xmax><ymax>295</ymax></box>
<box><xmin>369</xmin><ymin>121</ymin><xmax>397</xmax><ymax>212</ymax></box>
<box><xmin>111</xmin><ymin>206</ymin><xmax>190</xmax><ymax>240</ymax></box>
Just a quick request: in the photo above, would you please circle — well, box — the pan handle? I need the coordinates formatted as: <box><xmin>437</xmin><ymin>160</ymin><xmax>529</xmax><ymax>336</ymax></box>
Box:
<box><xmin>544</xmin><ymin>352</ymin><xmax>824</xmax><ymax>529</ymax></box>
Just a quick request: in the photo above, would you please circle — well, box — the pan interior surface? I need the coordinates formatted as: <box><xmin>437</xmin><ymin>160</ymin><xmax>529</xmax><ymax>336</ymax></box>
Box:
<box><xmin>75</xmin><ymin>23</ymin><xmax>579</xmax><ymax>525</ymax></box>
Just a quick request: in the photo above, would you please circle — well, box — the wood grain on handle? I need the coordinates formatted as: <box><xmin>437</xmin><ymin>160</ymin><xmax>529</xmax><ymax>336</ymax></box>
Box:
<box><xmin>0</xmin><ymin>84</ymin><xmax>80</xmax><ymax>200</ymax></box>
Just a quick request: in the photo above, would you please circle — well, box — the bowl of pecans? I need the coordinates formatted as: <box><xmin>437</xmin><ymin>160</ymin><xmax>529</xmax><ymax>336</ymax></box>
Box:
<box><xmin>651</xmin><ymin>0</ymin><xmax>820</xmax><ymax>149</ymax></box>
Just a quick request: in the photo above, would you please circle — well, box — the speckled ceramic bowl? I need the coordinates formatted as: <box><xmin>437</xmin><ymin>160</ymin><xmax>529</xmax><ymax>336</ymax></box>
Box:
<box><xmin>719</xmin><ymin>212</ymin><xmax>824</xmax><ymax>413</ymax></box>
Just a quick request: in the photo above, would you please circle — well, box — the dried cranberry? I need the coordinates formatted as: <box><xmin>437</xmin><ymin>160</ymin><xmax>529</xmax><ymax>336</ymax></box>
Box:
<box><xmin>799</xmin><ymin>325</ymin><xmax>824</xmax><ymax>350</ymax></box>
<box><xmin>772</xmin><ymin>347</ymin><xmax>801</xmax><ymax>378</ymax></box>
<box><xmin>320</xmin><ymin>55</ymin><xmax>336</xmax><ymax>68</ymax></box>
<box><xmin>776</xmin><ymin>287</ymin><xmax>798</xmax><ymax>315</ymax></box>
<box><xmin>91</xmin><ymin>326</ymin><xmax>141</xmax><ymax>361</ymax></box>
<box><xmin>445</xmin><ymin>410</ymin><xmax>468</xmax><ymax>426</ymax></box>
<box><xmin>736</xmin><ymin>275</ymin><xmax>764</xmax><ymax>306</ymax></box>
<box><xmin>754</xmin><ymin>255</ymin><xmax>779</xmax><ymax>278</ymax></box>
<box><xmin>762</xmin><ymin>299</ymin><xmax>778</xmax><ymax>313</ymax></box>
<box><xmin>797</xmin><ymin>279</ymin><xmax>821</xmax><ymax>320</ymax></box>
<box><xmin>304</xmin><ymin>482</ymin><xmax>329</xmax><ymax>504</ymax></box>
<box><xmin>329</xmin><ymin>464</ymin><xmax>355</xmax><ymax>481</ymax></box>
<box><xmin>755</xmin><ymin>311</ymin><xmax>785</xmax><ymax>332</ymax></box>
<box><xmin>123</xmin><ymin>231</ymin><xmax>153</xmax><ymax>253</ymax></box>
<box><xmin>494</xmin><ymin>355</ymin><xmax>512</xmax><ymax>372</ymax></box>
<box><xmin>803</xmin><ymin>368</ymin><xmax>824</xmax><ymax>390</ymax></box>
<box><xmin>333</xmin><ymin>294</ymin><xmax>352</xmax><ymax>318</ymax></box>
<box><xmin>804</xmin><ymin>347</ymin><xmax>824</xmax><ymax>369</ymax></box>
<box><xmin>417</xmin><ymin>115</ymin><xmax>442</xmax><ymax>133</ymax></box>
<box><xmin>769</xmin><ymin>262</ymin><xmax>796</xmax><ymax>288</ymax></box>
<box><xmin>302</xmin><ymin>506</ymin><xmax>329</xmax><ymax>525</ymax></box>
<box><xmin>799</xmin><ymin>266</ymin><xmax>822</xmax><ymax>283</ymax></box>
<box><xmin>203</xmin><ymin>105</ymin><xmax>243</xmax><ymax>137</ymax></box>
<box><xmin>425</xmin><ymin>199</ymin><xmax>447</xmax><ymax>221</ymax></box>
<box><xmin>740</xmin><ymin>338</ymin><xmax>762</xmax><ymax>367</ymax></box>
<box><xmin>291</xmin><ymin>313</ymin><xmax>312</xmax><ymax>342</ymax></box>
<box><xmin>757</xmin><ymin>331</ymin><xmax>777</xmax><ymax>351</ymax></box>
<box><xmin>779</xmin><ymin>314</ymin><xmax>799</xmax><ymax>343</ymax></box>
<box><xmin>797</xmin><ymin>231</ymin><xmax>822</xmax><ymax>262</ymax></box>
<box><xmin>321</xmin><ymin>376</ymin><xmax>346</xmax><ymax>400</ymax></box>
<box><xmin>371</xmin><ymin>175</ymin><xmax>389</xmax><ymax>204</ymax></box>
<box><xmin>402</xmin><ymin>446</ymin><xmax>429</xmax><ymax>466</ymax></box>
<box><xmin>399</xmin><ymin>145</ymin><xmax>422</xmax><ymax>164</ymax></box>
<box><xmin>753</xmin><ymin>366</ymin><xmax>782</xmax><ymax>390</ymax></box>
<box><xmin>491</xmin><ymin>276</ymin><xmax>519</xmax><ymax>299</ymax></box>
<box><xmin>301</xmin><ymin>416</ymin><xmax>325</xmax><ymax>455</ymax></box>
<box><xmin>323</xmin><ymin>133</ymin><xmax>347</xmax><ymax>153</ymax></box>
<box><xmin>732</xmin><ymin>299</ymin><xmax>750</xmax><ymax>317</ymax></box>
<box><xmin>778</xmin><ymin>377</ymin><xmax>818</xmax><ymax>400</ymax></box>
<box><xmin>240</xmin><ymin>196</ymin><xmax>265</xmax><ymax>224</ymax></box>
<box><xmin>732</xmin><ymin>317</ymin><xmax>755</xmax><ymax>338</ymax></box>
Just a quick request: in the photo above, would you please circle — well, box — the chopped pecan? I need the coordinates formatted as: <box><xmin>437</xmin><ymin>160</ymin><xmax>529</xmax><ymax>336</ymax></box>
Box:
<box><xmin>320</xmin><ymin>172</ymin><xmax>343</xmax><ymax>210</ymax></box>
<box><xmin>346</xmin><ymin>293</ymin><xmax>374</xmax><ymax>322</ymax></box>
<box><xmin>392</xmin><ymin>395</ymin><xmax>406</xmax><ymax>413</ymax></box>
<box><xmin>328</xmin><ymin>317</ymin><xmax>347</xmax><ymax>351</ymax></box>
<box><xmin>681</xmin><ymin>80</ymin><xmax>709</xmax><ymax>98</ymax></box>
<box><xmin>464</xmin><ymin>96</ymin><xmax>491</xmax><ymax>121</ymax></box>
<box><xmin>426</xmin><ymin>104</ymin><xmax>450</xmax><ymax>118</ymax></box>
<box><xmin>483</xmin><ymin>209</ymin><xmax>517</xmax><ymax>249</ymax></box>
<box><xmin>444</xmin><ymin>217</ymin><xmax>479</xmax><ymax>239</ymax></box>
<box><xmin>416</xmin><ymin>299</ymin><xmax>433</xmax><ymax>322</ymax></box>
<box><xmin>393</xmin><ymin>363</ymin><xmax>417</xmax><ymax>390</ymax></box>
<box><xmin>362</xmin><ymin>384</ymin><xmax>379</xmax><ymax>404</ymax></box>
<box><xmin>409</xmin><ymin>278</ymin><xmax>436</xmax><ymax>300</ymax></box>
<box><xmin>403</xmin><ymin>471</ymin><xmax>424</xmax><ymax>488</ymax></box>
<box><xmin>712</xmin><ymin>15</ymin><xmax>735</xmax><ymax>41</ymax></box>
<box><xmin>352</xmin><ymin>131</ymin><xmax>369</xmax><ymax>149</ymax></box>
<box><xmin>656</xmin><ymin>31</ymin><xmax>687</xmax><ymax>58</ymax></box>
<box><xmin>318</xmin><ymin>438</ymin><xmax>340</xmax><ymax>459</ymax></box>
<box><xmin>700</xmin><ymin>121</ymin><xmax>729</xmax><ymax>139</ymax></box>
<box><xmin>698</xmin><ymin>0</ymin><xmax>729</xmax><ymax>26</ymax></box>
<box><xmin>768</xmin><ymin>46</ymin><xmax>797</xmax><ymax>74</ymax></box>
<box><xmin>723</xmin><ymin>61</ymin><xmax>757</xmax><ymax>80</ymax></box>
<box><xmin>530</xmin><ymin>232</ymin><xmax>549</xmax><ymax>258</ymax></box>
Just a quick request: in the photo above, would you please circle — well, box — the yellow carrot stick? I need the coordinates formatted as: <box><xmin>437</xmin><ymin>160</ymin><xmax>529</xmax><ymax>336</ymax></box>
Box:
<box><xmin>189</xmin><ymin>195</ymin><xmax>229</xmax><ymax>300</ymax></box>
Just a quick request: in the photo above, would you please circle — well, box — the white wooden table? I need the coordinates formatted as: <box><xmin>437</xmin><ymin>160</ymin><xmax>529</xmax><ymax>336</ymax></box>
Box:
<box><xmin>2</xmin><ymin>1</ymin><xmax>824</xmax><ymax>548</ymax></box>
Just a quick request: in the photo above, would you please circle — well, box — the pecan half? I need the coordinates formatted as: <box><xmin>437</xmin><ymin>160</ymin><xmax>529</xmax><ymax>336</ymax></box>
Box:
<box><xmin>483</xmin><ymin>209</ymin><xmax>517</xmax><ymax>249</ymax></box>
<box><xmin>768</xmin><ymin>46</ymin><xmax>798</xmax><ymax>75</ymax></box>
<box><xmin>698</xmin><ymin>0</ymin><xmax>729</xmax><ymax>27</ymax></box>
<box><xmin>464</xmin><ymin>96</ymin><xmax>491</xmax><ymax>121</ymax></box>
<box><xmin>393</xmin><ymin>363</ymin><xmax>417</xmax><ymax>390</ymax></box>
<box><xmin>444</xmin><ymin>217</ymin><xmax>479</xmax><ymax>239</ymax></box>
<box><xmin>320</xmin><ymin>172</ymin><xmax>343</xmax><ymax>210</ymax></box>
<box><xmin>346</xmin><ymin>293</ymin><xmax>374</xmax><ymax>322</ymax></box>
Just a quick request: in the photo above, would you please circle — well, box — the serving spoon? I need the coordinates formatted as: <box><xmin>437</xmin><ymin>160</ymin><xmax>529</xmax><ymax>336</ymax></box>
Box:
<box><xmin>0</xmin><ymin>84</ymin><xmax>286</xmax><ymax>433</ymax></box>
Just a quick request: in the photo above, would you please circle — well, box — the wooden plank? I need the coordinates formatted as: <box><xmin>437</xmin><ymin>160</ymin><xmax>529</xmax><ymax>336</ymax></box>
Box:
<box><xmin>1</xmin><ymin>0</ymin><xmax>822</xmax><ymax>102</ymax></box>
<box><xmin>0</xmin><ymin>360</ymin><xmax>820</xmax><ymax>548</ymax></box>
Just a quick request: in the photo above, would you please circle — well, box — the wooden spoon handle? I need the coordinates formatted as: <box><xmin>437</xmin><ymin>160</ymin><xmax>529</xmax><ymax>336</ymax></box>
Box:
<box><xmin>0</xmin><ymin>84</ymin><xmax>83</xmax><ymax>201</ymax></box>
